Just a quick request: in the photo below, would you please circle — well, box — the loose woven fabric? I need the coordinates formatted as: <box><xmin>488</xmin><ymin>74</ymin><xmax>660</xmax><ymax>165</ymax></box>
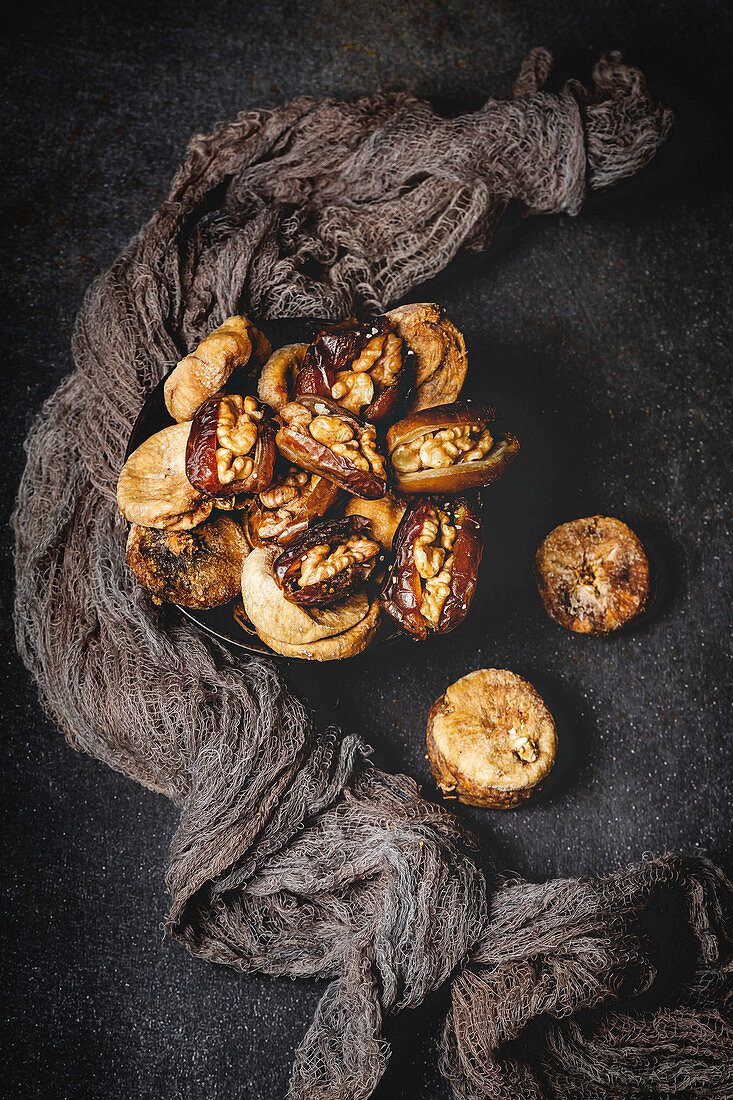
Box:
<box><xmin>14</xmin><ymin>50</ymin><xmax>733</xmax><ymax>1098</ymax></box>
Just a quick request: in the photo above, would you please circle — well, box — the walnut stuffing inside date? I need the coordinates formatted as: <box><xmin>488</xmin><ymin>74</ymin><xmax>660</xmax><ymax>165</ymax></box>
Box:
<box><xmin>387</xmin><ymin>402</ymin><xmax>519</xmax><ymax>494</ymax></box>
<box><xmin>391</xmin><ymin>423</ymin><xmax>495</xmax><ymax>473</ymax></box>
<box><xmin>294</xmin><ymin>316</ymin><xmax>413</xmax><ymax>422</ymax></box>
<box><xmin>186</xmin><ymin>392</ymin><xmax>276</xmax><ymax>497</ymax></box>
<box><xmin>274</xmin><ymin>516</ymin><xmax>381</xmax><ymax>607</ymax></box>
<box><xmin>276</xmin><ymin>395</ymin><xmax>387</xmax><ymax>500</ymax></box>
<box><xmin>246</xmin><ymin>466</ymin><xmax>342</xmax><ymax>547</ymax></box>
<box><xmin>381</xmin><ymin>496</ymin><xmax>483</xmax><ymax>638</ymax></box>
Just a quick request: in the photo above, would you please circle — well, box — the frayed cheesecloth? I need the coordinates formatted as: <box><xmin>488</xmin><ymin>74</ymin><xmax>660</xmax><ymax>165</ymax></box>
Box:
<box><xmin>14</xmin><ymin>49</ymin><xmax>732</xmax><ymax>1099</ymax></box>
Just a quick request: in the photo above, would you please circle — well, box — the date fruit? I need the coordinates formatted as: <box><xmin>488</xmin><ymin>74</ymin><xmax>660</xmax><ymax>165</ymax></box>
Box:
<box><xmin>276</xmin><ymin>395</ymin><xmax>387</xmax><ymax>500</ymax></box>
<box><xmin>186</xmin><ymin>393</ymin><xmax>276</xmax><ymax>498</ymax></box>
<box><xmin>387</xmin><ymin>402</ymin><xmax>519</xmax><ymax>493</ymax></box>
<box><xmin>380</xmin><ymin>495</ymin><xmax>483</xmax><ymax>639</ymax></box>
<box><xmin>246</xmin><ymin>465</ymin><xmax>342</xmax><ymax>547</ymax></box>
<box><xmin>273</xmin><ymin>516</ymin><xmax>381</xmax><ymax>607</ymax></box>
<box><xmin>294</xmin><ymin>316</ymin><xmax>414</xmax><ymax>422</ymax></box>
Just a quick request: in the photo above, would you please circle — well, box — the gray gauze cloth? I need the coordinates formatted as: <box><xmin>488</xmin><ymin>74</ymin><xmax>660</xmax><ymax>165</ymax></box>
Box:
<box><xmin>13</xmin><ymin>49</ymin><xmax>733</xmax><ymax>1100</ymax></box>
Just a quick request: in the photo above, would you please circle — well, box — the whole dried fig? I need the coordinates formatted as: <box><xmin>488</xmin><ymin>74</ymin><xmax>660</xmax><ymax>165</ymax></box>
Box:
<box><xmin>117</xmin><ymin>423</ymin><xmax>213</xmax><ymax>530</ymax></box>
<box><xmin>384</xmin><ymin>302</ymin><xmax>467</xmax><ymax>412</ymax></box>
<box><xmin>126</xmin><ymin>515</ymin><xmax>249</xmax><ymax>608</ymax></box>
<box><xmin>257</xmin><ymin>343</ymin><xmax>309</xmax><ymax>411</ymax></box>
<box><xmin>241</xmin><ymin>546</ymin><xmax>380</xmax><ymax>660</ymax></box>
<box><xmin>427</xmin><ymin>669</ymin><xmax>557</xmax><ymax>808</ymax></box>
<box><xmin>164</xmin><ymin>315</ymin><xmax>271</xmax><ymax>422</ymax></box>
<box><xmin>535</xmin><ymin>516</ymin><xmax>651</xmax><ymax>634</ymax></box>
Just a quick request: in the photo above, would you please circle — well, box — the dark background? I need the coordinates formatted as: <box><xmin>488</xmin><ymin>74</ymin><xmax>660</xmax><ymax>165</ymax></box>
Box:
<box><xmin>2</xmin><ymin>2</ymin><xmax>731</xmax><ymax>1097</ymax></box>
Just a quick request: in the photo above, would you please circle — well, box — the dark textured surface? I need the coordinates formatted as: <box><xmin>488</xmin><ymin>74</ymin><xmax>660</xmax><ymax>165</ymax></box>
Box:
<box><xmin>2</xmin><ymin>2</ymin><xmax>731</xmax><ymax>1098</ymax></box>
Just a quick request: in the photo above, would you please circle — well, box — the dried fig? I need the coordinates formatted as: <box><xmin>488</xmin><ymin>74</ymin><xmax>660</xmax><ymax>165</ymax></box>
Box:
<box><xmin>427</xmin><ymin>669</ymin><xmax>557</xmax><ymax>808</ymax></box>
<box><xmin>385</xmin><ymin>303</ymin><xmax>467</xmax><ymax>412</ymax></box>
<box><xmin>241</xmin><ymin>546</ymin><xmax>380</xmax><ymax>659</ymax></box>
<box><xmin>126</xmin><ymin>515</ymin><xmax>249</xmax><ymax>608</ymax></box>
<box><xmin>164</xmin><ymin>315</ymin><xmax>271</xmax><ymax>422</ymax></box>
<box><xmin>535</xmin><ymin>516</ymin><xmax>651</xmax><ymax>635</ymax></box>
<box><xmin>117</xmin><ymin>423</ymin><xmax>213</xmax><ymax>530</ymax></box>
<box><xmin>185</xmin><ymin>393</ymin><xmax>276</xmax><ymax>498</ymax></box>
<box><xmin>274</xmin><ymin>516</ymin><xmax>381</xmax><ymax>607</ymax></box>
<box><xmin>257</xmin><ymin>343</ymin><xmax>309</xmax><ymax>411</ymax></box>
<box><xmin>344</xmin><ymin>491</ymin><xmax>409</xmax><ymax>552</ymax></box>
<box><xmin>387</xmin><ymin>402</ymin><xmax>519</xmax><ymax>494</ymax></box>
<box><xmin>381</xmin><ymin>496</ymin><xmax>483</xmax><ymax>639</ymax></box>
<box><xmin>276</xmin><ymin>396</ymin><xmax>387</xmax><ymax>500</ymax></box>
<box><xmin>294</xmin><ymin>317</ymin><xmax>414</xmax><ymax>422</ymax></box>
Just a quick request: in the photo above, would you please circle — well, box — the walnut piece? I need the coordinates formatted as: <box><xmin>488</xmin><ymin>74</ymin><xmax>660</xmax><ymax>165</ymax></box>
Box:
<box><xmin>297</xmin><ymin>534</ymin><xmax>380</xmax><ymax>588</ymax></box>
<box><xmin>117</xmin><ymin>422</ymin><xmax>212</xmax><ymax>531</ymax></box>
<box><xmin>280</xmin><ymin>401</ymin><xmax>386</xmax><ymax>480</ymax></box>
<box><xmin>164</xmin><ymin>315</ymin><xmax>271</xmax><ymax>422</ymax></box>
<box><xmin>392</xmin><ymin>424</ymin><xmax>494</xmax><ymax>474</ymax></box>
<box><xmin>215</xmin><ymin>395</ymin><xmax>263</xmax><ymax>485</ymax></box>
<box><xmin>413</xmin><ymin>507</ymin><xmax>457</xmax><ymax>626</ymax></box>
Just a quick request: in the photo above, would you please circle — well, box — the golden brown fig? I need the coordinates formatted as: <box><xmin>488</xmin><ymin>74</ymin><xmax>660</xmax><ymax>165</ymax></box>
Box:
<box><xmin>344</xmin><ymin>491</ymin><xmax>409</xmax><ymax>552</ymax></box>
<box><xmin>117</xmin><ymin>423</ymin><xmax>213</xmax><ymax>531</ymax></box>
<box><xmin>535</xmin><ymin>516</ymin><xmax>651</xmax><ymax>635</ymax></box>
<box><xmin>257</xmin><ymin>343</ymin><xmax>309</xmax><ymax>411</ymax></box>
<box><xmin>241</xmin><ymin>546</ymin><xmax>380</xmax><ymax>659</ymax></box>
<box><xmin>427</xmin><ymin>669</ymin><xmax>557</xmax><ymax>809</ymax></box>
<box><xmin>385</xmin><ymin>303</ymin><xmax>467</xmax><ymax>412</ymax></box>
<box><xmin>126</xmin><ymin>516</ymin><xmax>249</xmax><ymax>608</ymax></box>
<box><xmin>164</xmin><ymin>316</ymin><xmax>271</xmax><ymax>422</ymax></box>
<box><xmin>386</xmin><ymin>402</ymin><xmax>520</xmax><ymax>494</ymax></box>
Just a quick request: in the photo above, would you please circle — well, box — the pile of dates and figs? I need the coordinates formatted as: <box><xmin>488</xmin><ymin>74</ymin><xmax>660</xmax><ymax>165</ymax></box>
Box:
<box><xmin>117</xmin><ymin>304</ymin><xmax>520</xmax><ymax>660</ymax></box>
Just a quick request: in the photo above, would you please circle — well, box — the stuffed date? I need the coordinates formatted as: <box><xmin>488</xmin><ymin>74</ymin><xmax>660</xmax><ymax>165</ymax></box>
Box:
<box><xmin>185</xmin><ymin>392</ymin><xmax>276</xmax><ymax>498</ymax></box>
<box><xmin>273</xmin><ymin>516</ymin><xmax>381</xmax><ymax>607</ymax></box>
<box><xmin>245</xmin><ymin>465</ymin><xmax>342</xmax><ymax>547</ymax></box>
<box><xmin>381</xmin><ymin>496</ymin><xmax>483</xmax><ymax>639</ymax></box>
<box><xmin>276</xmin><ymin>395</ymin><xmax>387</xmax><ymax>500</ymax></box>
<box><xmin>294</xmin><ymin>316</ymin><xmax>414</xmax><ymax>422</ymax></box>
<box><xmin>387</xmin><ymin>402</ymin><xmax>519</xmax><ymax>493</ymax></box>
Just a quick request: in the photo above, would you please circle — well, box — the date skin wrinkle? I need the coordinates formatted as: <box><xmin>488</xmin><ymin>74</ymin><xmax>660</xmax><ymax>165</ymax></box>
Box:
<box><xmin>13</xmin><ymin>50</ymin><xmax>733</xmax><ymax>1100</ymax></box>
